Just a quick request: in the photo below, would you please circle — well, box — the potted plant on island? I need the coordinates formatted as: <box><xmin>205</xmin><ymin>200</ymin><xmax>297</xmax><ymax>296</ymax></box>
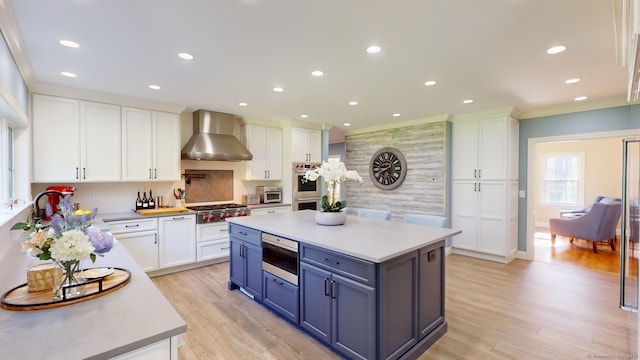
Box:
<box><xmin>303</xmin><ymin>161</ymin><xmax>363</xmax><ymax>225</ymax></box>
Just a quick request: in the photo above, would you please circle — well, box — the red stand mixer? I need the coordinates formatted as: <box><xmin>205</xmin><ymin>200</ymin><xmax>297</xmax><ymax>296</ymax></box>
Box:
<box><xmin>43</xmin><ymin>185</ymin><xmax>75</xmax><ymax>220</ymax></box>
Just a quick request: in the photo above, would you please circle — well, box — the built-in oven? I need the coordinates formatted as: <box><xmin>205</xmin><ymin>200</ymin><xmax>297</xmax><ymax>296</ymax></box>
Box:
<box><xmin>293</xmin><ymin>163</ymin><xmax>322</xmax><ymax>199</ymax></box>
<box><xmin>292</xmin><ymin>198</ymin><xmax>321</xmax><ymax>211</ymax></box>
<box><xmin>262</xmin><ymin>233</ymin><xmax>298</xmax><ymax>285</ymax></box>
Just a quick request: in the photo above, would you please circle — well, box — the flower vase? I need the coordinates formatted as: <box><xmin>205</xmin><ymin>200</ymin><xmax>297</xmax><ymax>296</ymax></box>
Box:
<box><xmin>53</xmin><ymin>260</ymin><xmax>86</xmax><ymax>300</ymax></box>
<box><xmin>315</xmin><ymin>211</ymin><xmax>347</xmax><ymax>226</ymax></box>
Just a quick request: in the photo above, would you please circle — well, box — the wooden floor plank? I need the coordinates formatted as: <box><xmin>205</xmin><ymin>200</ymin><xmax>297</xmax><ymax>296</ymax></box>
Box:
<box><xmin>152</xmin><ymin>254</ymin><xmax>637</xmax><ymax>359</ymax></box>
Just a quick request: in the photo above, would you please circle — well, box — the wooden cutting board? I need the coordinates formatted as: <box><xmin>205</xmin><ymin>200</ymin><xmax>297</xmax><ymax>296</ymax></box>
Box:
<box><xmin>136</xmin><ymin>207</ymin><xmax>190</xmax><ymax>216</ymax></box>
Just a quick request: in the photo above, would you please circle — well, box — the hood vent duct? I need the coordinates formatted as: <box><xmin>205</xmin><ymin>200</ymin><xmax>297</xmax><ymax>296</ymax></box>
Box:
<box><xmin>181</xmin><ymin>110</ymin><xmax>253</xmax><ymax>161</ymax></box>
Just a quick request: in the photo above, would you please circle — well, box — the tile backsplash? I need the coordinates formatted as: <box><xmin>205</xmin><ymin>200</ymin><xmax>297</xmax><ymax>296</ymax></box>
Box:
<box><xmin>184</xmin><ymin>169</ymin><xmax>233</xmax><ymax>203</ymax></box>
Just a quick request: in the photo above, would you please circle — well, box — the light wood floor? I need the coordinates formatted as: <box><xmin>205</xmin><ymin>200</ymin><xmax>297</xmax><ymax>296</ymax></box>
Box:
<box><xmin>534</xmin><ymin>230</ymin><xmax>638</xmax><ymax>276</ymax></box>
<box><xmin>152</xmin><ymin>255</ymin><xmax>638</xmax><ymax>359</ymax></box>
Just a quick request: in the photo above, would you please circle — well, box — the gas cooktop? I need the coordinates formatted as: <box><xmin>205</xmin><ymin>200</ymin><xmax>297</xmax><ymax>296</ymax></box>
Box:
<box><xmin>187</xmin><ymin>203</ymin><xmax>246</xmax><ymax>211</ymax></box>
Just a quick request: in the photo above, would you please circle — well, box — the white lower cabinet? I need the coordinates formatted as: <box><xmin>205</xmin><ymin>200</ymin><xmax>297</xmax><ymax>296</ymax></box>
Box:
<box><xmin>250</xmin><ymin>205</ymin><xmax>291</xmax><ymax>216</ymax></box>
<box><xmin>109</xmin><ymin>336</ymin><xmax>180</xmax><ymax>360</ymax></box>
<box><xmin>197</xmin><ymin>222</ymin><xmax>230</xmax><ymax>262</ymax></box>
<box><xmin>108</xmin><ymin>218</ymin><xmax>159</xmax><ymax>272</ymax></box>
<box><xmin>159</xmin><ymin>214</ymin><xmax>196</xmax><ymax>268</ymax></box>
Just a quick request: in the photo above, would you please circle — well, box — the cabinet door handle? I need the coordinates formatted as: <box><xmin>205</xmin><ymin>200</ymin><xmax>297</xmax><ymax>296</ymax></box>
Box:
<box><xmin>125</xmin><ymin>224</ymin><xmax>140</xmax><ymax>228</ymax></box>
<box><xmin>330</xmin><ymin>280</ymin><xmax>337</xmax><ymax>299</ymax></box>
<box><xmin>221</xmin><ymin>246</ymin><xmax>230</xmax><ymax>250</ymax></box>
<box><xmin>478</xmin><ymin>183</ymin><xmax>481</xmax><ymax>192</ymax></box>
<box><xmin>239</xmin><ymin>231</ymin><xmax>248</xmax><ymax>236</ymax></box>
<box><xmin>478</xmin><ymin>169</ymin><xmax>481</xmax><ymax>178</ymax></box>
<box><xmin>75</xmin><ymin>167</ymin><xmax>79</xmax><ymax>180</ymax></box>
<box><xmin>272</xmin><ymin>278</ymin><xmax>284</xmax><ymax>286</ymax></box>
<box><xmin>154</xmin><ymin>168</ymin><xmax>157</xmax><ymax>179</ymax></box>
<box><xmin>267</xmin><ymin>210</ymin><xmax>275</xmax><ymax>214</ymax></box>
<box><xmin>239</xmin><ymin>244</ymin><xmax>244</xmax><ymax>257</ymax></box>
<box><xmin>82</xmin><ymin>167</ymin><xmax>86</xmax><ymax>179</ymax></box>
<box><xmin>267</xmin><ymin>170</ymin><xmax>270</xmax><ymax>178</ymax></box>
<box><xmin>220</xmin><ymin>228</ymin><xmax>229</xmax><ymax>232</ymax></box>
<box><xmin>264</xmin><ymin>170</ymin><xmax>267</xmax><ymax>179</ymax></box>
<box><xmin>324</xmin><ymin>278</ymin><xmax>330</xmax><ymax>296</ymax></box>
<box><xmin>148</xmin><ymin>169</ymin><xmax>152</xmax><ymax>179</ymax></box>
<box><xmin>172</xmin><ymin>216</ymin><xmax>186</xmax><ymax>220</ymax></box>
<box><xmin>154</xmin><ymin>233</ymin><xmax>157</xmax><ymax>245</ymax></box>
<box><xmin>474</xmin><ymin>183</ymin><xmax>477</xmax><ymax>192</ymax></box>
<box><xmin>474</xmin><ymin>169</ymin><xmax>477</xmax><ymax>179</ymax></box>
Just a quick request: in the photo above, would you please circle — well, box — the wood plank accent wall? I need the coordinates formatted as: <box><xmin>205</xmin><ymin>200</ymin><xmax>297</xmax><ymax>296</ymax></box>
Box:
<box><xmin>344</xmin><ymin>121</ymin><xmax>448</xmax><ymax>221</ymax></box>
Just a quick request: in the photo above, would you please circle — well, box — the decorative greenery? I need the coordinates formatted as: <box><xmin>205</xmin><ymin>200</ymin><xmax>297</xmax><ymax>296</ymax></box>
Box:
<box><xmin>303</xmin><ymin>161</ymin><xmax>363</xmax><ymax>212</ymax></box>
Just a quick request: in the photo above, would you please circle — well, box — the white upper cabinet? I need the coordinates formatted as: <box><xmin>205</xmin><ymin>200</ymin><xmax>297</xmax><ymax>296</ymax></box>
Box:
<box><xmin>242</xmin><ymin>124</ymin><xmax>283</xmax><ymax>180</ymax></box>
<box><xmin>32</xmin><ymin>94</ymin><xmax>121</xmax><ymax>182</ymax></box>
<box><xmin>122</xmin><ymin>108</ymin><xmax>180</xmax><ymax>182</ymax></box>
<box><xmin>292</xmin><ymin>127</ymin><xmax>321</xmax><ymax>163</ymax></box>
<box><xmin>452</xmin><ymin>116</ymin><xmax>517</xmax><ymax>181</ymax></box>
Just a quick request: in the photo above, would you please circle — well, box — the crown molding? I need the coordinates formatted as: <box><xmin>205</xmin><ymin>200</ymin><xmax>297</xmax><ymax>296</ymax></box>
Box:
<box><xmin>0</xmin><ymin>0</ymin><xmax>34</xmax><ymax>86</ymax></box>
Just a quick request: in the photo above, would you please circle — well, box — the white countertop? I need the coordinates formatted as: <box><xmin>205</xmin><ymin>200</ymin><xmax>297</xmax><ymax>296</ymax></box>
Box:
<box><xmin>0</xmin><ymin>236</ymin><xmax>186</xmax><ymax>359</ymax></box>
<box><xmin>226</xmin><ymin>210</ymin><xmax>461</xmax><ymax>263</ymax></box>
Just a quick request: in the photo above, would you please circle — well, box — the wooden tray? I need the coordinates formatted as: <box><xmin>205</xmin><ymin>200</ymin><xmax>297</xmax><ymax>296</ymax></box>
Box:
<box><xmin>136</xmin><ymin>207</ymin><xmax>190</xmax><ymax>216</ymax></box>
<box><xmin>0</xmin><ymin>268</ymin><xmax>131</xmax><ymax>311</ymax></box>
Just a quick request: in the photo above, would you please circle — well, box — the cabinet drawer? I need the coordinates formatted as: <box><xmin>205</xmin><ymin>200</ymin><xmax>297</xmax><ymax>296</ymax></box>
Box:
<box><xmin>263</xmin><ymin>271</ymin><xmax>299</xmax><ymax>323</ymax></box>
<box><xmin>300</xmin><ymin>244</ymin><xmax>376</xmax><ymax>286</ymax></box>
<box><xmin>108</xmin><ymin>218</ymin><xmax>158</xmax><ymax>234</ymax></box>
<box><xmin>229</xmin><ymin>224</ymin><xmax>261</xmax><ymax>246</ymax></box>
<box><xmin>197</xmin><ymin>222</ymin><xmax>229</xmax><ymax>242</ymax></box>
<box><xmin>197</xmin><ymin>239</ymin><xmax>230</xmax><ymax>262</ymax></box>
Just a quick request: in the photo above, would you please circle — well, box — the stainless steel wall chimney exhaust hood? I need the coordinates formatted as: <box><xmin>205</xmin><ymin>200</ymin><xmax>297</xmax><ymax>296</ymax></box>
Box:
<box><xmin>181</xmin><ymin>110</ymin><xmax>253</xmax><ymax>161</ymax></box>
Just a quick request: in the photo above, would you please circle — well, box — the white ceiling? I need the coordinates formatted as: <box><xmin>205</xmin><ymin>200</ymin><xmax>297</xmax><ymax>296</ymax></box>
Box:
<box><xmin>4</xmin><ymin>0</ymin><xmax>632</xmax><ymax>133</ymax></box>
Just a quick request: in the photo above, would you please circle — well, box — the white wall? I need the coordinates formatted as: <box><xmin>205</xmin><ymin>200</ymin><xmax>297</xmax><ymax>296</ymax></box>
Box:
<box><xmin>534</xmin><ymin>136</ymin><xmax>624</xmax><ymax>226</ymax></box>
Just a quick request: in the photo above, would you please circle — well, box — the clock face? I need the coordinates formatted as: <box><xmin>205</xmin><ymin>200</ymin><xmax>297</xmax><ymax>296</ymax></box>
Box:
<box><xmin>369</xmin><ymin>147</ymin><xmax>407</xmax><ymax>190</ymax></box>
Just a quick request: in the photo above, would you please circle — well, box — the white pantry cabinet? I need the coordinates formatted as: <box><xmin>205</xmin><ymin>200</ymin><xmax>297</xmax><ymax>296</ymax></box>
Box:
<box><xmin>122</xmin><ymin>108</ymin><xmax>181</xmax><ymax>182</ymax></box>
<box><xmin>32</xmin><ymin>94</ymin><xmax>122</xmax><ymax>182</ymax></box>
<box><xmin>159</xmin><ymin>214</ymin><xmax>196</xmax><ymax>268</ymax></box>
<box><xmin>242</xmin><ymin>124</ymin><xmax>283</xmax><ymax>180</ymax></box>
<box><xmin>292</xmin><ymin>127</ymin><xmax>321</xmax><ymax>163</ymax></box>
<box><xmin>451</xmin><ymin>110</ymin><xmax>519</xmax><ymax>263</ymax></box>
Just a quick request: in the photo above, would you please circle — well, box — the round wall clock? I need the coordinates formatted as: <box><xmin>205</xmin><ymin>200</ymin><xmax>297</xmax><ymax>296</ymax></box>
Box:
<box><xmin>369</xmin><ymin>147</ymin><xmax>407</xmax><ymax>190</ymax></box>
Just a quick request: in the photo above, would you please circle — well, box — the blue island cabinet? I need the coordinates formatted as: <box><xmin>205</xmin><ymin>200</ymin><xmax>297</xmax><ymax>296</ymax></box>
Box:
<box><xmin>228</xmin><ymin>224</ymin><xmax>263</xmax><ymax>300</ymax></box>
<box><xmin>300</xmin><ymin>240</ymin><xmax>446</xmax><ymax>360</ymax></box>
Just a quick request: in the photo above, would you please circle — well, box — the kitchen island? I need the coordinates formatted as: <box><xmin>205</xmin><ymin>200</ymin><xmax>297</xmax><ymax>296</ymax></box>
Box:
<box><xmin>226</xmin><ymin>210</ymin><xmax>461</xmax><ymax>360</ymax></box>
<box><xmin>0</xmin><ymin>232</ymin><xmax>186</xmax><ymax>359</ymax></box>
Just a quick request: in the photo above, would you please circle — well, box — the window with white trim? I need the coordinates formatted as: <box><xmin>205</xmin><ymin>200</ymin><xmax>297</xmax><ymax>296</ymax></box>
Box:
<box><xmin>540</xmin><ymin>153</ymin><xmax>584</xmax><ymax>206</ymax></box>
<box><xmin>0</xmin><ymin>117</ymin><xmax>14</xmax><ymax>202</ymax></box>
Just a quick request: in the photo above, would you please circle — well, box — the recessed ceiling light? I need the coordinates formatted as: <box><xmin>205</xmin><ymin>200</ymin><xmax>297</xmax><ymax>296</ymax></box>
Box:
<box><xmin>238</xmin><ymin>102</ymin><xmax>248</xmax><ymax>107</ymax></box>
<box><xmin>574</xmin><ymin>96</ymin><xmax>588</xmax><ymax>101</ymax></box>
<box><xmin>61</xmin><ymin>71</ymin><xmax>77</xmax><ymax>78</ymax></box>
<box><xmin>273</xmin><ymin>87</ymin><xmax>284</xmax><ymax>92</ymax></box>
<box><xmin>392</xmin><ymin>113</ymin><xmax>401</xmax><ymax>117</ymax></box>
<box><xmin>300</xmin><ymin>114</ymin><xmax>309</xmax><ymax>118</ymax></box>
<box><xmin>424</xmin><ymin>80</ymin><xmax>437</xmax><ymax>86</ymax></box>
<box><xmin>178</xmin><ymin>52</ymin><xmax>194</xmax><ymax>60</ymax></box>
<box><xmin>344</xmin><ymin>123</ymin><xmax>351</xmax><ymax>127</ymax></box>
<box><xmin>565</xmin><ymin>78</ymin><xmax>581</xmax><ymax>84</ymax></box>
<box><xmin>311</xmin><ymin>70</ymin><xmax>324</xmax><ymax>77</ymax></box>
<box><xmin>463</xmin><ymin>99</ymin><xmax>474</xmax><ymax>104</ymax></box>
<box><xmin>148</xmin><ymin>85</ymin><xmax>161</xmax><ymax>90</ymax></box>
<box><xmin>366</xmin><ymin>45</ymin><xmax>381</xmax><ymax>54</ymax></box>
<box><xmin>59</xmin><ymin>40</ymin><xmax>79</xmax><ymax>48</ymax></box>
<box><xmin>349</xmin><ymin>101</ymin><xmax>358</xmax><ymax>106</ymax></box>
<box><xmin>546</xmin><ymin>45</ymin><xmax>567</xmax><ymax>55</ymax></box>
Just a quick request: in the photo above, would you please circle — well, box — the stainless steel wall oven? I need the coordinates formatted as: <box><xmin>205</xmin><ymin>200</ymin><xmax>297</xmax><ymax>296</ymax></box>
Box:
<box><xmin>262</xmin><ymin>233</ymin><xmax>298</xmax><ymax>285</ymax></box>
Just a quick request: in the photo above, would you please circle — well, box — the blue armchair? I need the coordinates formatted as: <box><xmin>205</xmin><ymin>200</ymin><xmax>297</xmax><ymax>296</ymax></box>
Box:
<box><xmin>560</xmin><ymin>196</ymin><xmax>621</xmax><ymax>217</ymax></box>
<box><xmin>549</xmin><ymin>201</ymin><xmax>621</xmax><ymax>253</ymax></box>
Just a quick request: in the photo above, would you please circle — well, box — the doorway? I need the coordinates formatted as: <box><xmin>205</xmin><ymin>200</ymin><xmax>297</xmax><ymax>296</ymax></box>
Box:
<box><xmin>526</xmin><ymin>130</ymin><xmax>636</xmax><ymax>274</ymax></box>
